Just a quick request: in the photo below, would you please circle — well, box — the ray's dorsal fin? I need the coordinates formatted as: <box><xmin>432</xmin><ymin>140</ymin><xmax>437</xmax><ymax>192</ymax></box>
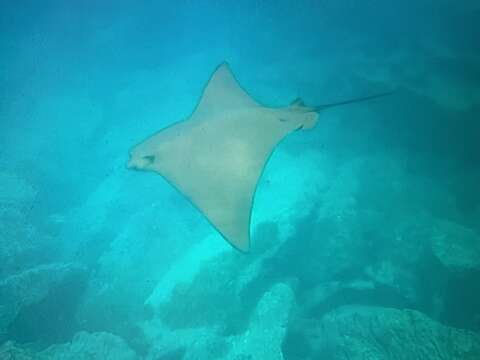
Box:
<box><xmin>195</xmin><ymin>62</ymin><xmax>259</xmax><ymax>116</ymax></box>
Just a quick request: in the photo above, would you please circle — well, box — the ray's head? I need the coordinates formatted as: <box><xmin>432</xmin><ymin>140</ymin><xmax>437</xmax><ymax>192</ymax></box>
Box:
<box><xmin>127</xmin><ymin>143</ymin><xmax>157</xmax><ymax>171</ymax></box>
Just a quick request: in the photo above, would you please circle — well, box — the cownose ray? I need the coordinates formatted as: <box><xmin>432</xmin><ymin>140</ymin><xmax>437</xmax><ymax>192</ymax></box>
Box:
<box><xmin>127</xmin><ymin>62</ymin><xmax>391</xmax><ymax>252</ymax></box>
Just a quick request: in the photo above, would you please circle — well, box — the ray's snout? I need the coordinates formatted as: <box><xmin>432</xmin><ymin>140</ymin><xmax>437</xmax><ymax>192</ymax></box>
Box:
<box><xmin>127</xmin><ymin>151</ymin><xmax>143</xmax><ymax>170</ymax></box>
<box><xmin>127</xmin><ymin>154</ymin><xmax>138</xmax><ymax>170</ymax></box>
<box><xmin>127</xmin><ymin>152</ymin><xmax>155</xmax><ymax>170</ymax></box>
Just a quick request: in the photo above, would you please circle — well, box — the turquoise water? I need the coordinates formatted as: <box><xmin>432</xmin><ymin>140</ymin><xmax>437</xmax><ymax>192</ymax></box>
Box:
<box><xmin>1</xmin><ymin>1</ymin><xmax>479</xmax><ymax>359</ymax></box>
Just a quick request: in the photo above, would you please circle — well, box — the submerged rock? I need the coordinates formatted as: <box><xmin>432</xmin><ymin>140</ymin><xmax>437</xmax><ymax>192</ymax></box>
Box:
<box><xmin>226</xmin><ymin>282</ymin><xmax>294</xmax><ymax>360</ymax></box>
<box><xmin>151</xmin><ymin>222</ymin><xmax>283</xmax><ymax>335</ymax></box>
<box><xmin>0</xmin><ymin>331</ymin><xmax>138</xmax><ymax>360</ymax></box>
<box><xmin>145</xmin><ymin>326</ymin><xmax>227</xmax><ymax>360</ymax></box>
<box><xmin>41</xmin><ymin>331</ymin><xmax>139</xmax><ymax>360</ymax></box>
<box><xmin>0</xmin><ymin>171</ymin><xmax>44</xmax><ymax>277</ymax></box>
<box><xmin>145</xmin><ymin>282</ymin><xmax>294</xmax><ymax>360</ymax></box>
<box><xmin>310</xmin><ymin>306</ymin><xmax>480</xmax><ymax>360</ymax></box>
<box><xmin>0</xmin><ymin>262</ymin><xmax>87</xmax><ymax>341</ymax></box>
<box><xmin>0</xmin><ymin>341</ymin><xmax>36</xmax><ymax>359</ymax></box>
<box><xmin>428</xmin><ymin>219</ymin><xmax>480</xmax><ymax>331</ymax></box>
<box><xmin>431</xmin><ymin>220</ymin><xmax>480</xmax><ymax>272</ymax></box>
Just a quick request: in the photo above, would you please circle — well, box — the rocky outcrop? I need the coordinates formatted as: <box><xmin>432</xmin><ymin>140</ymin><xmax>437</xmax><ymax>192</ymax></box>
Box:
<box><xmin>145</xmin><ymin>326</ymin><xmax>227</xmax><ymax>360</ymax></box>
<box><xmin>0</xmin><ymin>341</ymin><xmax>36</xmax><ymax>360</ymax></box>
<box><xmin>0</xmin><ymin>262</ymin><xmax>87</xmax><ymax>340</ymax></box>
<box><xmin>431</xmin><ymin>220</ymin><xmax>480</xmax><ymax>272</ymax></box>
<box><xmin>150</xmin><ymin>222</ymin><xmax>283</xmax><ymax>334</ymax></box>
<box><xmin>41</xmin><ymin>331</ymin><xmax>139</xmax><ymax>360</ymax></box>
<box><xmin>0</xmin><ymin>171</ymin><xmax>42</xmax><ymax>278</ymax></box>
<box><xmin>227</xmin><ymin>282</ymin><xmax>294</xmax><ymax>360</ymax></box>
<box><xmin>309</xmin><ymin>306</ymin><xmax>480</xmax><ymax>360</ymax></box>
<box><xmin>0</xmin><ymin>331</ymin><xmax>138</xmax><ymax>360</ymax></box>
<box><xmin>145</xmin><ymin>282</ymin><xmax>294</xmax><ymax>360</ymax></box>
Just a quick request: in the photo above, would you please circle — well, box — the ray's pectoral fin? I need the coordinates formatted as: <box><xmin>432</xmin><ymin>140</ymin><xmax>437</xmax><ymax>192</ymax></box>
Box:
<box><xmin>129</xmin><ymin>63</ymin><xmax>266</xmax><ymax>252</ymax></box>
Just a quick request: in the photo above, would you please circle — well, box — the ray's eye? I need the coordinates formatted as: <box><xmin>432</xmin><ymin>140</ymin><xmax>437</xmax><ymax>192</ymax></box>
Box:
<box><xmin>142</xmin><ymin>155</ymin><xmax>156</xmax><ymax>165</ymax></box>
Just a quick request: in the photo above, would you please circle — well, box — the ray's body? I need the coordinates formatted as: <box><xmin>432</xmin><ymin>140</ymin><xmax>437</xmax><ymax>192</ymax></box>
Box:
<box><xmin>128</xmin><ymin>63</ymin><xmax>391</xmax><ymax>252</ymax></box>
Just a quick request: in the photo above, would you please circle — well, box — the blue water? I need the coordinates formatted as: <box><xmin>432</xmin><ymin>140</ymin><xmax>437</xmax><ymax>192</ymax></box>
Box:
<box><xmin>1</xmin><ymin>1</ymin><xmax>479</xmax><ymax>359</ymax></box>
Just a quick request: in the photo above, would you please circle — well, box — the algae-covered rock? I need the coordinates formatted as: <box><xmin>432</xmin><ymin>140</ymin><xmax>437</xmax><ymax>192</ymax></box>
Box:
<box><xmin>227</xmin><ymin>282</ymin><xmax>294</xmax><ymax>360</ymax></box>
<box><xmin>0</xmin><ymin>341</ymin><xmax>36</xmax><ymax>360</ymax></box>
<box><xmin>145</xmin><ymin>326</ymin><xmax>227</xmax><ymax>360</ymax></box>
<box><xmin>431</xmin><ymin>220</ymin><xmax>480</xmax><ymax>272</ymax></box>
<box><xmin>145</xmin><ymin>283</ymin><xmax>294</xmax><ymax>360</ymax></box>
<box><xmin>153</xmin><ymin>222</ymin><xmax>282</xmax><ymax>334</ymax></box>
<box><xmin>40</xmin><ymin>331</ymin><xmax>139</xmax><ymax>360</ymax></box>
<box><xmin>311</xmin><ymin>306</ymin><xmax>480</xmax><ymax>360</ymax></box>
<box><xmin>0</xmin><ymin>172</ymin><xmax>45</xmax><ymax>278</ymax></box>
<box><xmin>0</xmin><ymin>331</ymin><xmax>138</xmax><ymax>360</ymax></box>
<box><xmin>0</xmin><ymin>262</ymin><xmax>87</xmax><ymax>337</ymax></box>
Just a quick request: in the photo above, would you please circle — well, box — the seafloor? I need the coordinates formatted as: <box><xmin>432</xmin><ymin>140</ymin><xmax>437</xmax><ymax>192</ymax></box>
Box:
<box><xmin>1</xmin><ymin>1</ymin><xmax>480</xmax><ymax>359</ymax></box>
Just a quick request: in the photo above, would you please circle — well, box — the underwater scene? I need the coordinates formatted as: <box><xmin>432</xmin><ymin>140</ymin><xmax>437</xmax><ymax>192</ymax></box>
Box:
<box><xmin>1</xmin><ymin>1</ymin><xmax>480</xmax><ymax>359</ymax></box>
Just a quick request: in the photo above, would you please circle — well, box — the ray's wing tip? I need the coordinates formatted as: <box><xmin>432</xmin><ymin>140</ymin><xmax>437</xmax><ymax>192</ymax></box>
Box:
<box><xmin>226</xmin><ymin>238</ymin><xmax>250</xmax><ymax>253</ymax></box>
<box><xmin>216</xmin><ymin>61</ymin><xmax>232</xmax><ymax>71</ymax></box>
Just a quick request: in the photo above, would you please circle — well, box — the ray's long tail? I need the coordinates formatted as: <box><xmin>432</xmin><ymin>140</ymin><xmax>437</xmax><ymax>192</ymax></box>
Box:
<box><xmin>314</xmin><ymin>91</ymin><xmax>394</xmax><ymax>111</ymax></box>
